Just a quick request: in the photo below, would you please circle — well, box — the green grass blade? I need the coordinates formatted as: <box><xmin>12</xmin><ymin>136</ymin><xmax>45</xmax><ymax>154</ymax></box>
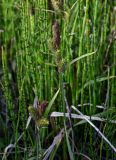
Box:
<box><xmin>44</xmin><ymin>88</ymin><xmax>60</xmax><ymax>117</ymax></box>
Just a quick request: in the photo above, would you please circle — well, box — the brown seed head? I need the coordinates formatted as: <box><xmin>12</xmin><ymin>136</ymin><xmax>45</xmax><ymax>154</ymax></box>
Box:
<box><xmin>52</xmin><ymin>21</ymin><xmax>60</xmax><ymax>50</ymax></box>
<box><xmin>37</xmin><ymin>100</ymin><xmax>48</xmax><ymax>117</ymax></box>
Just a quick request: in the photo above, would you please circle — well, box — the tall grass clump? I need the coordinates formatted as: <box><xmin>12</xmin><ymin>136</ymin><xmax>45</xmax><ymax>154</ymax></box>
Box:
<box><xmin>0</xmin><ymin>0</ymin><xmax>116</xmax><ymax>159</ymax></box>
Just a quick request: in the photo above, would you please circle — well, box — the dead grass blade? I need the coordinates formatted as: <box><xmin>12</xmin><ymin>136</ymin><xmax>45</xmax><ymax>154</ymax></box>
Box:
<box><xmin>71</xmin><ymin>106</ymin><xmax>116</xmax><ymax>153</ymax></box>
<box><xmin>50</xmin><ymin>112</ymin><xmax>116</xmax><ymax>124</ymax></box>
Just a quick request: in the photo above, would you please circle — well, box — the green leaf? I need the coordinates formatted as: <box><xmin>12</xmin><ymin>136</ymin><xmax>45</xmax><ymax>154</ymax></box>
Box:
<box><xmin>44</xmin><ymin>88</ymin><xmax>60</xmax><ymax>117</ymax></box>
<box><xmin>64</xmin><ymin>123</ymin><xmax>74</xmax><ymax>160</ymax></box>
<box><xmin>69</xmin><ymin>50</ymin><xmax>97</xmax><ymax>66</ymax></box>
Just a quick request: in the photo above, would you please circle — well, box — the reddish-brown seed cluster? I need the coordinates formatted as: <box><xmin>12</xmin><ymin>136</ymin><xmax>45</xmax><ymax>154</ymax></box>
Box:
<box><xmin>37</xmin><ymin>100</ymin><xmax>48</xmax><ymax>117</ymax></box>
<box><xmin>52</xmin><ymin>21</ymin><xmax>60</xmax><ymax>50</ymax></box>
